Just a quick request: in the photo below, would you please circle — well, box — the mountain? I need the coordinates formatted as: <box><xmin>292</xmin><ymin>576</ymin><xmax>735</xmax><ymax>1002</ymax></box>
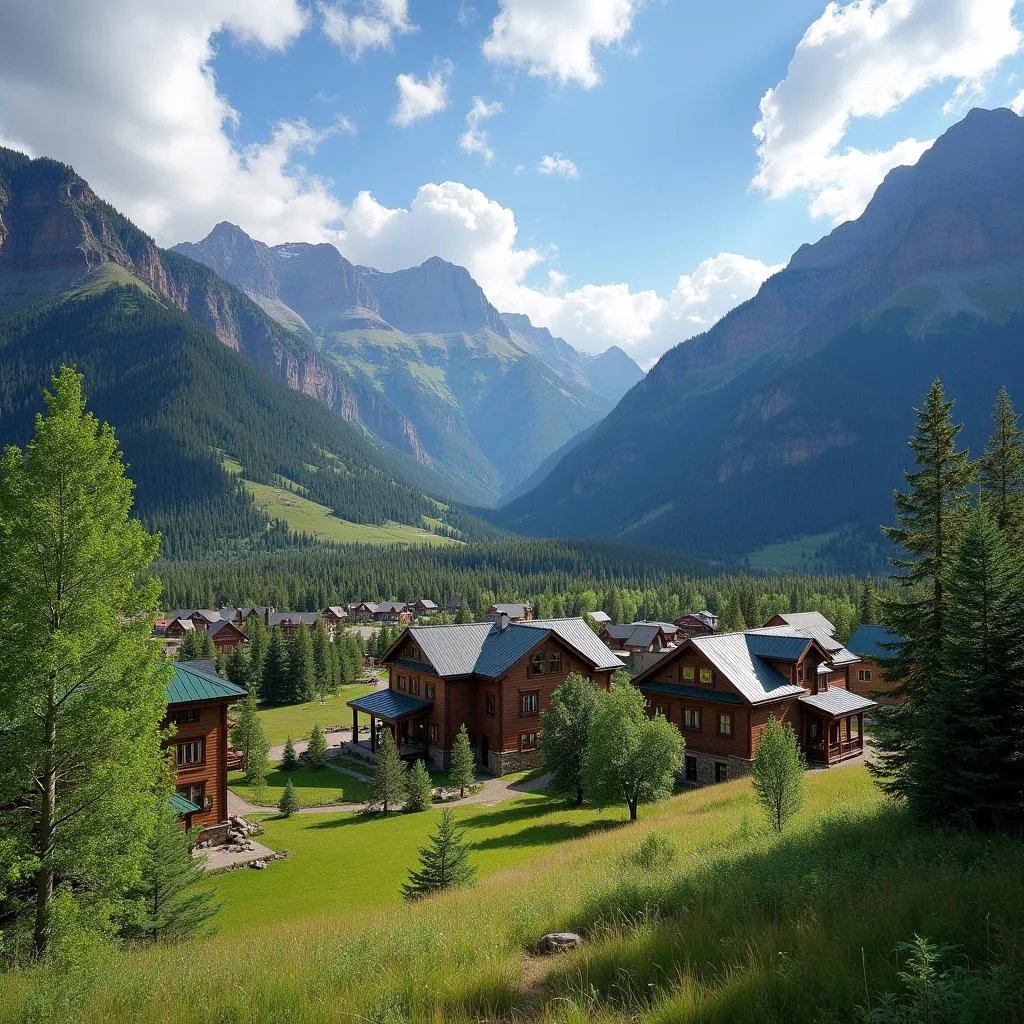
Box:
<box><xmin>173</xmin><ymin>225</ymin><xmax>641</xmax><ymax>503</ymax></box>
<box><xmin>0</xmin><ymin>147</ymin><xmax>497</xmax><ymax>557</ymax></box>
<box><xmin>501</xmin><ymin>107</ymin><xmax>1024</xmax><ymax>567</ymax></box>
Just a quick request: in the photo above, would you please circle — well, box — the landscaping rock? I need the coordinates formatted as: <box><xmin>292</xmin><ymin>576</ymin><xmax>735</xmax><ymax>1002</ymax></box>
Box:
<box><xmin>538</xmin><ymin>933</ymin><xmax>582</xmax><ymax>954</ymax></box>
<box><xmin>249</xmin><ymin>859</ymin><xmax>266</xmax><ymax>870</ymax></box>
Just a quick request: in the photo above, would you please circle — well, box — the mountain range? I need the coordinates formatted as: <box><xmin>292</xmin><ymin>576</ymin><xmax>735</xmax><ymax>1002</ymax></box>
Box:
<box><xmin>502</xmin><ymin>107</ymin><xmax>1024</xmax><ymax>569</ymax></box>
<box><xmin>172</xmin><ymin>224</ymin><xmax>642</xmax><ymax>503</ymax></box>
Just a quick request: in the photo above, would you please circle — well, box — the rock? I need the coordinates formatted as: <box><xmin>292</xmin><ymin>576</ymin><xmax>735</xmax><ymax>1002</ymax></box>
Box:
<box><xmin>538</xmin><ymin>933</ymin><xmax>582</xmax><ymax>954</ymax></box>
<box><xmin>249</xmin><ymin>859</ymin><xmax>266</xmax><ymax>870</ymax></box>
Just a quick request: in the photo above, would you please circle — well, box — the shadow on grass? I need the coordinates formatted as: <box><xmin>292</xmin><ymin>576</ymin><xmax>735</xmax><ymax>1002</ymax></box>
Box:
<box><xmin>307</xmin><ymin>809</ymin><xmax>405</xmax><ymax>830</ymax></box>
<box><xmin>458</xmin><ymin>796</ymin><xmax>590</xmax><ymax>831</ymax></box>
<box><xmin>469</xmin><ymin>819</ymin><xmax>616</xmax><ymax>851</ymax></box>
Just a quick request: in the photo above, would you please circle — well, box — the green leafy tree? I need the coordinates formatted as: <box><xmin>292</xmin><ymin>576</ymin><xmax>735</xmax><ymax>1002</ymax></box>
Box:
<box><xmin>306</xmin><ymin>722</ymin><xmax>328</xmax><ymax>769</ymax></box>
<box><xmin>405</xmin><ymin>758</ymin><xmax>434</xmax><ymax>812</ymax></box>
<box><xmin>540</xmin><ymin>673</ymin><xmax>600</xmax><ymax>805</ymax></box>
<box><xmin>873</xmin><ymin>379</ymin><xmax>975</xmax><ymax>804</ymax></box>
<box><xmin>261</xmin><ymin>628</ymin><xmax>288</xmax><ymax>705</ymax></box>
<box><xmin>0</xmin><ymin>367</ymin><xmax>169</xmax><ymax>957</ymax></box>
<box><xmin>231</xmin><ymin>693</ymin><xmax>270</xmax><ymax>798</ymax></box>
<box><xmin>751</xmin><ymin>717</ymin><xmax>805</xmax><ymax>833</ymax></box>
<box><xmin>979</xmin><ymin>387</ymin><xmax>1024</xmax><ymax>538</ymax></box>
<box><xmin>449</xmin><ymin>723</ymin><xmax>476</xmax><ymax>798</ymax></box>
<box><xmin>280</xmin><ymin>737</ymin><xmax>299</xmax><ymax>772</ymax></box>
<box><xmin>583</xmin><ymin>679</ymin><xmax>684</xmax><ymax>821</ymax></box>
<box><xmin>122</xmin><ymin>785</ymin><xmax>222</xmax><ymax>943</ymax></box>
<box><xmin>285</xmin><ymin>626</ymin><xmax>315</xmax><ymax>705</ymax></box>
<box><xmin>370</xmin><ymin>730</ymin><xmax>407</xmax><ymax>813</ymax></box>
<box><xmin>858</xmin><ymin>577</ymin><xmax>879</xmax><ymax>626</ymax></box>
<box><xmin>401</xmin><ymin>808</ymin><xmax>476</xmax><ymax>901</ymax></box>
<box><xmin>278</xmin><ymin>779</ymin><xmax>301</xmax><ymax>818</ymax></box>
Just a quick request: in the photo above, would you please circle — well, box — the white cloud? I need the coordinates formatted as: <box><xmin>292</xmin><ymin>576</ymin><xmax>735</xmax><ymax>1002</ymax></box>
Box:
<box><xmin>392</xmin><ymin>61</ymin><xmax>453</xmax><ymax>127</ymax></box>
<box><xmin>538</xmin><ymin>153</ymin><xmax>580</xmax><ymax>179</ymax></box>
<box><xmin>458</xmin><ymin>97</ymin><xmax>503</xmax><ymax>163</ymax></box>
<box><xmin>1012</xmin><ymin>89</ymin><xmax>1024</xmax><ymax>114</ymax></box>
<box><xmin>754</xmin><ymin>0</ymin><xmax>1022</xmax><ymax>223</ymax></box>
<box><xmin>483</xmin><ymin>0</ymin><xmax>643</xmax><ymax>88</ymax></box>
<box><xmin>320</xmin><ymin>0</ymin><xmax>414</xmax><ymax>59</ymax></box>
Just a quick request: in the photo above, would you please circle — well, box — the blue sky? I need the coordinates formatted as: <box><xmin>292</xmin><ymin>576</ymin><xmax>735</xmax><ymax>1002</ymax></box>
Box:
<box><xmin>2</xmin><ymin>1</ymin><xmax>1024</xmax><ymax>363</ymax></box>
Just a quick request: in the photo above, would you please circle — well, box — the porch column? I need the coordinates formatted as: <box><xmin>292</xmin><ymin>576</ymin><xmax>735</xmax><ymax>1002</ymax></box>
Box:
<box><xmin>352</xmin><ymin>706</ymin><xmax>358</xmax><ymax>744</ymax></box>
<box><xmin>858</xmin><ymin>712</ymin><xmax>864</xmax><ymax>753</ymax></box>
<box><xmin>370</xmin><ymin>715</ymin><xmax>376</xmax><ymax>752</ymax></box>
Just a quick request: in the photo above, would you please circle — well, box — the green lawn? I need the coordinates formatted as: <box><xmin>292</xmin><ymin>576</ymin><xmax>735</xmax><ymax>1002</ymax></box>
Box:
<box><xmin>256</xmin><ymin>687</ymin><xmax>378</xmax><ymax>746</ymax></box>
<box><xmin>228</xmin><ymin>764</ymin><xmax>371</xmax><ymax>809</ymax></box>
<box><xmin>210</xmin><ymin>791</ymin><xmax>625</xmax><ymax>933</ymax></box>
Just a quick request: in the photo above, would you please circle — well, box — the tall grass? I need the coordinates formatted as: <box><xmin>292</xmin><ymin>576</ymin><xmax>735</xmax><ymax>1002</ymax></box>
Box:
<box><xmin>3</xmin><ymin>765</ymin><xmax>1022</xmax><ymax>1023</ymax></box>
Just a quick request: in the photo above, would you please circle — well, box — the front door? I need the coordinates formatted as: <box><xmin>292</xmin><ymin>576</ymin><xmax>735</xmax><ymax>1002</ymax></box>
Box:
<box><xmin>480</xmin><ymin>733</ymin><xmax>489</xmax><ymax>768</ymax></box>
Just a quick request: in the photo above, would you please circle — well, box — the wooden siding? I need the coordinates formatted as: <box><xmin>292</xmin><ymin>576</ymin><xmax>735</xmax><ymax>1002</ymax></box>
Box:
<box><xmin>165</xmin><ymin>699</ymin><xmax>230</xmax><ymax>828</ymax></box>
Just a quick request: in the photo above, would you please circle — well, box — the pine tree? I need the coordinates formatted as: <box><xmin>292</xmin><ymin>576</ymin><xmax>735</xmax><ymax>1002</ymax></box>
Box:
<box><xmin>0</xmin><ymin>367</ymin><xmax>168</xmax><ymax>956</ymax></box>
<box><xmin>261</xmin><ymin>628</ymin><xmax>288</xmax><ymax>705</ymax></box>
<box><xmin>224</xmin><ymin>644</ymin><xmax>250</xmax><ymax>689</ymax></box>
<box><xmin>858</xmin><ymin>577</ymin><xmax>879</xmax><ymax>626</ymax></box>
<box><xmin>405</xmin><ymin>758</ymin><xmax>434</xmax><ymax>812</ymax></box>
<box><xmin>231</xmin><ymin>693</ymin><xmax>271</xmax><ymax>798</ymax></box>
<box><xmin>306</xmin><ymin>722</ymin><xmax>328</xmax><ymax>769</ymax></box>
<box><xmin>401</xmin><ymin>808</ymin><xmax>476</xmax><ymax>901</ymax></box>
<box><xmin>751</xmin><ymin>717</ymin><xmax>805</xmax><ymax>833</ymax></box>
<box><xmin>873</xmin><ymin>379</ymin><xmax>975</xmax><ymax>804</ymax></box>
<box><xmin>280</xmin><ymin>736</ymin><xmax>299</xmax><ymax>772</ymax></box>
<box><xmin>540</xmin><ymin>673</ymin><xmax>600</xmax><ymax>805</ymax></box>
<box><xmin>285</xmin><ymin>625</ymin><xmax>315</xmax><ymax>704</ymax></box>
<box><xmin>311</xmin><ymin>620</ymin><xmax>332</xmax><ymax>701</ymax></box>
<box><xmin>456</xmin><ymin>597</ymin><xmax>473</xmax><ymax>624</ymax></box>
<box><xmin>979</xmin><ymin>387</ymin><xmax>1024</xmax><ymax>538</ymax></box>
<box><xmin>721</xmin><ymin>589</ymin><xmax>747</xmax><ymax>632</ymax></box>
<box><xmin>122</xmin><ymin>786</ymin><xmax>223</xmax><ymax>943</ymax></box>
<box><xmin>245</xmin><ymin>617</ymin><xmax>269</xmax><ymax>697</ymax></box>
<box><xmin>199</xmin><ymin>629</ymin><xmax>216</xmax><ymax>661</ymax></box>
<box><xmin>278</xmin><ymin>779</ymin><xmax>301</xmax><ymax>818</ymax></box>
<box><xmin>449</xmin><ymin>723</ymin><xmax>476</xmax><ymax>798</ymax></box>
<box><xmin>370</xmin><ymin>730</ymin><xmax>408</xmax><ymax>813</ymax></box>
<box><xmin>177</xmin><ymin>629</ymin><xmax>205</xmax><ymax>661</ymax></box>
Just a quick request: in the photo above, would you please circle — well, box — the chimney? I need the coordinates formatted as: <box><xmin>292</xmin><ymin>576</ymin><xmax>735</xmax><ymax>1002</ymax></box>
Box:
<box><xmin>499</xmin><ymin>612</ymin><xmax>509</xmax><ymax>632</ymax></box>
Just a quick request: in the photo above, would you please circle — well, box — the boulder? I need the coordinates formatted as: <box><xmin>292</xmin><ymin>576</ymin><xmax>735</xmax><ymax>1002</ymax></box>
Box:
<box><xmin>538</xmin><ymin>933</ymin><xmax>582</xmax><ymax>954</ymax></box>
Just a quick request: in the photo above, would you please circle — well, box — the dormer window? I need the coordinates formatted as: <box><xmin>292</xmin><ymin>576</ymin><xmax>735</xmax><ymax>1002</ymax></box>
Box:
<box><xmin>529</xmin><ymin>652</ymin><xmax>546</xmax><ymax>676</ymax></box>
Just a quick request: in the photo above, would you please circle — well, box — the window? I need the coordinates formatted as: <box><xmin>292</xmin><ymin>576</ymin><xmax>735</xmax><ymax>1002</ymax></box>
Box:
<box><xmin>654</xmin><ymin>702</ymin><xmax>669</xmax><ymax>718</ymax></box>
<box><xmin>684</xmin><ymin>755</ymin><xmax>698</xmax><ymax>782</ymax></box>
<box><xmin>699</xmin><ymin>668</ymin><xmax>712</xmax><ymax>685</ymax></box>
<box><xmin>808</xmin><ymin>721</ymin><xmax>819</xmax><ymax>741</ymax></box>
<box><xmin>850</xmin><ymin>716</ymin><xmax>860</xmax><ymax>739</ymax></box>
<box><xmin>486</xmin><ymin>693</ymin><xmax>496</xmax><ymax>715</ymax></box>
<box><xmin>397</xmin><ymin>674</ymin><xmax>407</xmax><ymax>691</ymax></box>
<box><xmin>178</xmin><ymin>782</ymin><xmax>203</xmax><ymax>806</ymax></box>
<box><xmin>176</xmin><ymin>740</ymin><xmax>204</xmax><ymax>767</ymax></box>
<box><xmin>683</xmin><ymin>708</ymin><xmax>701</xmax><ymax>730</ymax></box>
<box><xmin>425</xmin><ymin>683</ymin><xmax>435</xmax><ymax>699</ymax></box>
<box><xmin>549</xmin><ymin>651</ymin><xmax>562</xmax><ymax>674</ymax></box>
<box><xmin>682</xmin><ymin>665</ymin><xmax>695</xmax><ymax>681</ymax></box>
<box><xmin>858</xmin><ymin>669</ymin><xmax>873</xmax><ymax>683</ymax></box>
<box><xmin>521</xmin><ymin>691</ymin><xmax>539</xmax><ymax>715</ymax></box>
<box><xmin>410</xmin><ymin>678</ymin><xmax>420</xmax><ymax>696</ymax></box>
<box><xmin>715</xmin><ymin>761</ymin><xmax>728</xmax><ymax>783</ymax></box>
<box><xmin>529</xmin><ymin>652</ymin><xmax>546</xmax><ymax>676</ymax></box>
<box><xmin>429</xmin><ymin>723</ymin><xmax>439</xmax><ymax>744</ymax></box>
<box><xmin>717</xmin><ymin>714</ymin><xmax>733</xmax><ymax>738</ymax></box>
<box><xmin>174</xmin><ymin>708</ymin><xmax>200</xmax><ymax>724</ymax></box>
<box><xmin>797</xmin><ymin>664</ymin><xmax>804</xmax><ymax>681</ymax></box>
<box><xmin>520</xmin><ymin>731</ymin><xmax>538</xmax><ymax>752</ymax></box>
<box><xmin>817</xmin><ymin>676</ymin><xmax>829</xmax><ymax>694</ymax></box>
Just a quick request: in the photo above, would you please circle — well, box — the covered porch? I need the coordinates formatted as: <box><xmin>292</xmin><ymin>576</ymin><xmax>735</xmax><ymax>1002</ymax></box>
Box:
<box><xmin>798</xmin><ymin>689</ymin><xmax>877</xmax><ymax>765</ymax></box>
<box><xmin>347</xmin><ymin>688</ymin><xmax>433</xmax><ymax>760</ymax></box>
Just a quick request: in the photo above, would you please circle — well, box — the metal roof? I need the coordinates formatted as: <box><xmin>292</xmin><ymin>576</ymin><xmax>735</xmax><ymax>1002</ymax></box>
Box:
<box><xmin>744</xmin><ymin>632</ymin><xmax>811</xmax><ymax>662</ymax></box>
<box><xmin>166</xmin><ymin>664</ymin><xmax>247</xmax><ymax>706</ymax></box>
<box><xmin>348</xmin><ymin>688</ymin><xmax>432</xmax><ymax>720</ymax></box>
<box><xmin>799</xmin><ymin>689</ymin><xmax>877</xmax><ymax>716</ymax></box>
<box><xmin>848</xmin><ymin>625</ymin><xmax>901</xmax><ymax>660</ymax></box>
<box><xmin>636</xmin><ymin>681</ymin><xmax>743</xmax><ymax>704</ymax></box>
<box><xmin>772</xmin><ymin>611</ymin><xmax>837</xmax><ymax>635</ymax></box>
<box><xmin>207</xmin><ymin>620</ymin><xmax>246</xmax><ymax>637</ymax></box>
<box><xmin>171</xmin><ymin>793</ymin><xmax>201</xmax><ymax>815</ymax></box>
<box><xmin>408</xmin><ymin>622</ymin><xmax>494</xmax><ymax>676</ymax></box>
<box><xmin>268</xmin><ymin>611</ymin><xmax>320</xmax><ymax>628</ymax></box>
<box><xmin>750</xmin><ymin>624</ymin><xmax>860</xmax><ymax>665</ymax></box>
<box><xmin>488</xmin><ymin>603</ymin><xmax>532</xmax><ymax>617</ymax></box>
<box><xmin>518</xmin><ymin>619</ymin><xmax>624</xmax><ymax>672</ymax></box>
<box><xmin>688</xmin><ymin>633</ymin><xmax>806</xmax><ymax>705</ymax></box>
<box><xmin>589</xmin><ymin>611</ymin><xmax>611</xmax><ymax>623</ymax></box>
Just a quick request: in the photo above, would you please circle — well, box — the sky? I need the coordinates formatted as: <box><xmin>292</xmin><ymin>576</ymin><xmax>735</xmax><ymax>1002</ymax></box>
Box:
<box><xmin>1</xmin><ymin>1</ymin><xmax>1024</xmax><ymax>366</ymax></box>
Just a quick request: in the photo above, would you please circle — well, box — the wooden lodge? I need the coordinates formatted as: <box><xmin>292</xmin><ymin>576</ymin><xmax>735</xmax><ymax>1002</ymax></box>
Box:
<box><xmin>205</xmin><ymin>619</ymin><xmax>249</xmax><ymax>651</ymax></box>
<box><xmin>847</xmin><ymin>624</ymin><xmax>902</xmax><ymax>705</ymax></box>
<box><xmin>484</xmin><ymin>602</ymin><xmax>534</xmax><ymax>623</ymax></box>
<box><xmin>632</xmin><ymin>615</ymin><xmax>876</xmax><ymax>784</ymax></box>
<box><xmin>349</xmin><ymin>616</ymin><xmax>621</xmax><ymax>775</ymax></box>
<box><xmin>673</xmin><ymin>611</ymin><xmax>718</xmax><ymax>638</ymax></box>
<box><xmin>164</xmin><ymin>663</ymin><xmax>246</xmax><ymax>833</ymax></box>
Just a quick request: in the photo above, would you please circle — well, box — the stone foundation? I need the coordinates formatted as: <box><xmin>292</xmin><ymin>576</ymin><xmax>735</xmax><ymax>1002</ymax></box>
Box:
<box><xmin>682</xmin><ymin>750</ymin><xmax>753</xmax><ymax>786</ymax></box>
<box><xmin>487</xmin><ymin>746</ymin><xmax>543</xmax><ymax>776</ymax></box>
<box><xmin>198</xmin><ymin>822</ymin><xmax>230</xmax><ymax>846</ymax></box>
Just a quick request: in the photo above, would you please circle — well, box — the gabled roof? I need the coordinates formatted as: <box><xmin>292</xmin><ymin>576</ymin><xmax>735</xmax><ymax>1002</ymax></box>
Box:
<box><xmin>799</xmin><ymin>689</ymin><xmax>876</xmax><ymax>716</ymax></box>
<box><xmin>323</xmin><ymin>605</ymin><xmax>348</xmax><ymax>617</ymax></box>
<box><xmin>406</xmin><ymin>622</ymin><xmax>495</xmax><ymax>676</ymax></box>
<box><xmin>848</xmin><ymin>624</ymin><xmax>901</xmax><ymax>660</ymax></box>
<box><xmin>375</xmin><ymin>601</ymin><xmax>410</xmax><ymax>614</ymax></box>
<box><xmin>348</xmin><ymin>688</ymin><xmax>431</xmax><ymax>720</ymax></box>
<box><xmin>488</xmin><ymin>603</ymin><xmax>532</xmax><ymax>617</ymax></box>
<box><xmin>687</xmin><ymin>633</ymin><xmax>806</xmax><ymax>704</ymax></box>
<box><xmin>744</xmin><ymin>632</ymin><xmax>814</xmax><ymax>662</ymax></box>
<box><xmin>416</xmin><ymin>599</ymin><xmax>439</xmax><ymax>610</ymax></box>
<box><xmin>177</xmin><ymin>659</ymin><xmax>218</xmax><ymax>676</ymax></box>
<box><xmin>750</xmin><ymin>624</ymin><xmax>859</xmax><ymax>665</ymax></box>
<box><xmin>268</xmin><ymin>611</ymin><xmax>320</xmax><ymax>627</ymax></box>
<box><xmin>166</xmin><ymin>617</ymin><xmax>195</xmax><ymax>632</ymax></box>
<box><xmin>770</xmin><ymin>611</ymin><xmax>837</xmax><ymax>636</ymax></box>
<box><xmin>207</xmin><ymin>620</ymin><xmax>247</xmax><ymax>638</ymax></box>
<box><xmin>167</xmin><ymin>663</ymin><xmax>247</xmax><ymax>706</ymax></box>
<box><xmin>589</xmin><ymin>611</ymin><xmax>611</xmax><ymax>623</ymax></box>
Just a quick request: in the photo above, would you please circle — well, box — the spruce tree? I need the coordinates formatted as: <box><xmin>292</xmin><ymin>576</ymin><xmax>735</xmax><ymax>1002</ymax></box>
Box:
<box><xmin>456</xmin><ymin>597</ymin><xmax>473</xmax><ymax>624</ymax></box>
<box><xmin>751</xmin><ymin>717</ymin><xmax>805</xmax><ymax>833</ymax></box>
<box><xmin>123</xmin><ymin>786</ymin><xmax>223</xmax><ymax>943</ymax></box>
<box><xmin>280</xmin><ymin>736</ymin><xmax>299</xmax><ymax>772</ymax></box>
<box><xmin>401</xmin><ymin>808</ymin><xmax>476</xmax><ymax>901</ymax></box>
<box><xmin>370</xmin><ymin>730</ymin><xmax>408</xmax><ymax>813</ymax></box>
<box><xmin>873</xmin><ymin>379</ymin><xmax>975</xmax><ymax>804</ymax></box>
<box><xmin>224</xmin><ymin>644</ymin><xmax>250</xmax><ymax>689</ymax></box>
<box><xmin>245</xmin><ymin>617</ymin><xmax>269</xmax><ymax>697</ymax></box>
<box><xmin>311</xmin><ymin>620</ymin><xmax>332</xmax><ymax>702</ymax></box>
<box><xmin>979</xmin><ymin>387</ymin><xmax>1024</xmax><ymax>538</ymax></box>
<box><xmin>540</xmin><ymin>673</ymin><xmax>600</xmax><ymax>805</ymax></box>
<box><xmin>858</xmin><ymin>577</ymin><xmax>879</xmax><ymax>626</ymax></box>
<box><xmin>285</xmin><ymin>625</ymin><xmax>315</xmax><ymax>705</ymax></box>
<box><xmin>278</xmin><ymin>779</ymin><xmax>301</xmax><ymax>818</ymax></box>
<box><xmin>177</xmin><ymin>629</ymin><xmax>205</xmax><ymax>661</ymax></box>
<box><xmin>231</xmin><ymin>693</ymin><xmax>270</xmax><ymax>798</ymax></box>
<box><xmin>261</xmin><ymin>628</ymin><xmax>288</xmax><ymax>705</ymax></box>
<box><xmin>306</xmin><ymin>722</ymin><xmax>328</xmax><ymax>769</ymax></box>
<box><xmin>721</xmin><ymin>590</ymin><xmax>747</xmax><ymax>632</ymax></box>
<box><xmin>405</xmin><ymin>758</ymin><xmax>434</xmax><ymax>812</ymax></box>
<box><xmin>449</xmin><ymin>723</ymin><xmax>476</xmax><ymax>798</ymax></box>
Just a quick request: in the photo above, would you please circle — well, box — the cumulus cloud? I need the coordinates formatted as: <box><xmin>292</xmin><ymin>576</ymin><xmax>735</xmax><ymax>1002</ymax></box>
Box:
<box><xmin>458</xmin><ymin>97</ymin><xmax>503</xmax><ymax>163</ymax></box>
<box><xmin>338</xmin><ymin>183</ymin><xmax>780</xmax><ymax>363</ymax></box>
<box><xmin>320</xmin><ymin>0</ymin><xmax>414</xmax><ymax>59</ymax></box>
<box><xmin>392</xmin><ymin>61</ymin><xmax>453</xmax><ymax>127</ymax></box>
<box><xmin>538</xmin><ymin>153</ymin><xmax>580</xmax><ymax>179</ymax></box>
<box><xmin>483</xmin><ymin>0</ymin><xmax>643</xmax><ymax>88</ymax></box>
<box><xmin>1012</xmin><ymin>89</ymin><xmax>1024</xmax><ymax>114</ymax></box>
<box><xmin>754</xmin><ymin>0</ymin><xmax>1022</xmax><ymax>223</ymax></box>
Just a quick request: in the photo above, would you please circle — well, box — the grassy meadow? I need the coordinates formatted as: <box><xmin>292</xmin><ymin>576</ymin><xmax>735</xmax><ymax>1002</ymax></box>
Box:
<box><xmin>227</xmin><ymin>764</ymin><xmax>372</xmax><ymax>809</ymax></box>
<box><xmin>5</xmin><ymin>764</ymin><xmax>1024</xmax><ymax>1023</ymax></box>
<box><xmin>256</xmin><ymin>687</ymin><xmax>378</xmax><ymax>746</ymax></box>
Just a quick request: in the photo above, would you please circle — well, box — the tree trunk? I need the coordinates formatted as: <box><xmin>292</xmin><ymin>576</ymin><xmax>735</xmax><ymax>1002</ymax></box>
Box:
<box><xmin>575</xmin><ymin>786</ymin><xmax>584</xmax><ymax>806</ymax></box>
<box><xmin>33</xmin><ymin>688</ymin><xmax>58</xmax><ymax>957</ymax></box>
<box><xmin>628</xmin><ymin>798</ymin><xmax>638</xmax><ymax>822</ymax></box>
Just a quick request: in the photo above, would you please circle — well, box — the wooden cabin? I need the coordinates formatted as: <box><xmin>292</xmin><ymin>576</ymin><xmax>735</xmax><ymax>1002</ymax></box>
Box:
<box><xmin>847</xmin><ymin>624</ymin><xmax>902</xmax><ymax>705</ymax></box>
<box><xmin>485</xmin><ymin>603</ymin><xmax>534</xmax><ymax>623</ymax></box>
<box><xmin>322</xmin><ymin>606</ymin><xmax>349</xmax><ymax>631</ymax></box>
<box><xmin>353</xmin><ymin>617</ymin><xmax>621</xmax><ymax>775</ymax></box>
<box><xmin>632</xmin><ymin>624</ymin><xmax>875</xmax><ymax>784</ymax></box>
<box><xmin>205</xmin><ymin>620</ymin><xmax>249</xmax><ymax>651</ymax></box>
<box><xmin>373</xmin><ymin>601</ymin><xmax>413</xmax><ymax>624</ymax></box>
<box><xmin>674</xmin><ymin>611</ymin><xmax>717</xmax><ymax>638</ymax></box>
